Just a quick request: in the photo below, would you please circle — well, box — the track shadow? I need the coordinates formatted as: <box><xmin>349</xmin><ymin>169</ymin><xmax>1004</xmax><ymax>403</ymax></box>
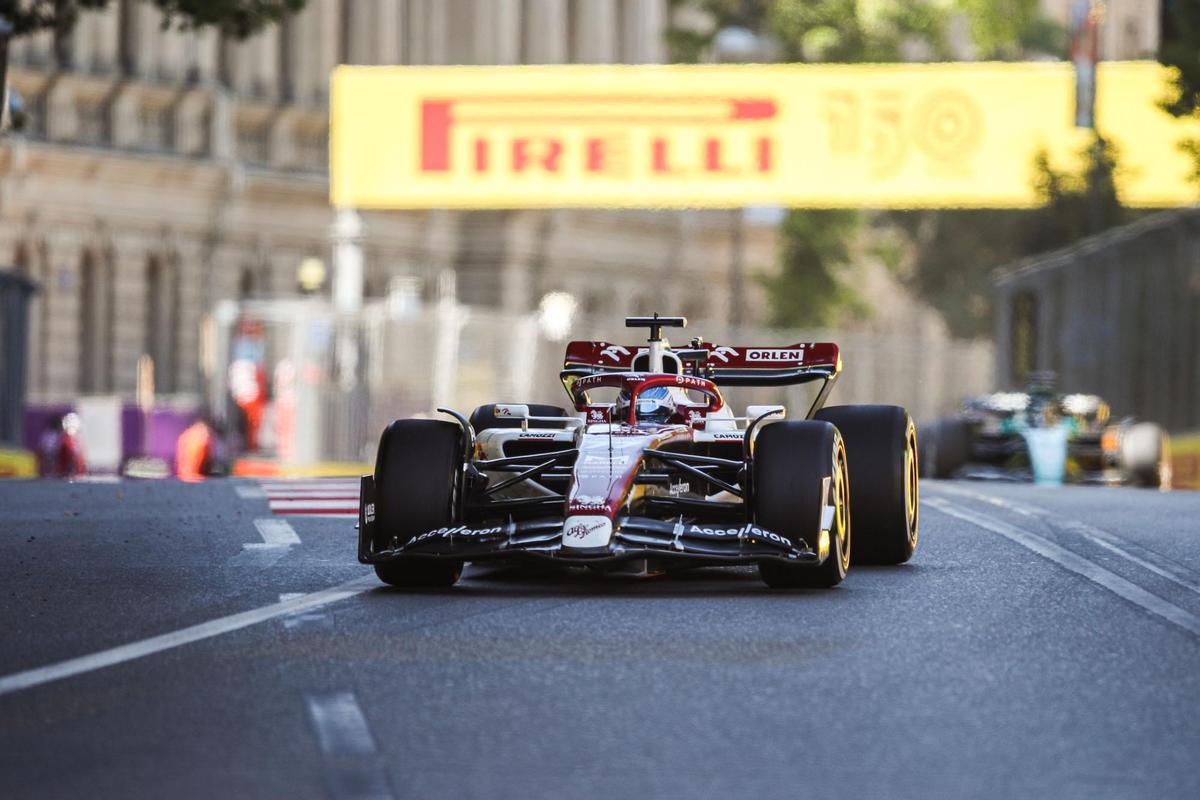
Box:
<box><xmin>358</xmin><ymin>560</ymin><xmax>922</xmax><ymax>600</ymax></box>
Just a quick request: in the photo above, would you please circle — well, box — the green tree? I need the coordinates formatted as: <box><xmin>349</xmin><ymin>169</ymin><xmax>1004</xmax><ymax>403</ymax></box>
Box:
<box><xmin>2</xmin><ymin>1</ymin><xmax>306</xmax><ymax>128</ymax></box>
<box><xmin>1159</xmin><ymin>0</ymin><xmax>1200</xmax><ymax>185</ymax></box>
<box><xmin>891</xmin><ymin>134</ymin><xmax>1131</xmax><ymax>338</ymax></box>
<box><xmin>1025</xmin><ymin>135</ymin><xmax>1126</xmax><ymax>251</ymax></box>
<box><xmin>668</xmin><ymin>0</ymin><xmax>1066</xmax><ymax>331</ymax></box>
<box><xmin>955</xmin><ymin>0</ymin><xmax>1063</xmax><ymax>59</ymax></box>
<box><xmin>762</xmin><ymin>209</ymin><xmax>867</xmax><ymax>328</ymax></box>
<box><xmin>0</xmin><ymin>0</ymin><xmax>303</xmax><ymax>38</ymax></box>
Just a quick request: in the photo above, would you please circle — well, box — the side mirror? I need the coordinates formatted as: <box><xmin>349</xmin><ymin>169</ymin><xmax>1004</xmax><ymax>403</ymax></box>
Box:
<box><xmin>746</xmin><ymin>404</ymin><xmax>785</xmax><ymax>421</ymax></box>
<box><xmin>493</xmin><ymin>404</ymin><xmax>530</xmax><ymax>419</ymax></box>
<box><xmin>493</xmin><ymin>404</ymin><xmax>530</xmax><ymax>430</ymax></box>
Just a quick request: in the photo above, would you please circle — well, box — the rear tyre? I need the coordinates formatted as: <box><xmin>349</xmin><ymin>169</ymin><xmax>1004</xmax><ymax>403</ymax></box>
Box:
<box><xmin>469</xmin><ymin>403</ymin><xmax>570</xmax><ymax>432</ymax></box>
<box><xmin>754</xmin><ymin>421</ymin><xmax>850</xmax><ymax>589</ymax></box>
<box><xmin>1120</xmin><ymin>422</ymin><xmax>1171</xmax><ymax>489</ymax></box>
<box><xmin>372</xmin><ymin>419</ymin><xmax>464</xmax><ymax>588</ymax></box>
<box><xmin>816</xmin><ymin>405</ymin><xmax>919</xmax><ymax>565</ymax></box>
<box><xmin>920</xmin><ymin>418</ymin><xmax>970</xmax><ymax>479</ymax></box>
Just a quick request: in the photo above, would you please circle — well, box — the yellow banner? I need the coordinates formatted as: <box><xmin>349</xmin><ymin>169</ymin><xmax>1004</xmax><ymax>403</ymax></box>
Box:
<box><xmin>330</xmin><ymin>62</ymin><xmax>1198</xmax><ymax>209</ymax></box>
<box><xmin>1172</xmin><ymin>433</ymin><xmax>1200</xmax><ymax>490</ymax></box>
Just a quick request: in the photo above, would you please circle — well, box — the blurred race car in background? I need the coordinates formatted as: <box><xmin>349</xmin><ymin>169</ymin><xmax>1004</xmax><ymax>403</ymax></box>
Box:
<box><xmin>921</xmin><ymin>374</ymin><xmax>1170</xmax><ymax>488</ymax></box>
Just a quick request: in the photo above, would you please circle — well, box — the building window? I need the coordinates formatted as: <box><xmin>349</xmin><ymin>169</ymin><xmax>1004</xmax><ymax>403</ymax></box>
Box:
<box><xmin>566</xmin><ymin>0</ymin><xmax>578</xmax><ymax>63</ymax></box>
<box><xmin>78</xmin><ymin>99</ymin><xmax>110</xmax><ymax>146</ymax></box>
<box><xmin>239</xmin><ymin>266</ymin><xmax>257</xmax><ymax>298</ymax></box>
<box><xmin>118</xmin><ymin>0</ymin><xmax>139</xmax><ymax>77</ymax></box>
<box><xmin>140</xmin><ymin>105</ymin><xmax>174</xmax><ymax>152</ymax></box>
<box><xmin>615</xmin><ymin>0</ymin><xmax>627</xmax><ymax>63</ymax></box>
<box><xmin>145</xmin><ymin>255</ymin><xmax>178</xmax><ymax>394</ymax></box>
<box><xmin>236</xmin><ymin>121</ymin><xmax>271</xmax><ymax>166</ymax></box>
<box><xmin>279</xmin><ymin>16</ymin><xmax>296</xmax><ymax>102</ymax></box>
<box><xmin>338</xmin><ymin>0</ymin><xmax>353</xmax><ymax>65</ymax></box>
<box><xmin>13</xmin><ymin>242</ymin><xmax>30</xmax><ymax>276</ymax></box>
<box><xmin>79</xmin><ymin>250</ymin><xmax>102</xmax><ymax>393</ymax></box>
<box><xmin>217</xmin><ymin>35</ymin><xmax>234</xmax><ymax>89</ymax></box>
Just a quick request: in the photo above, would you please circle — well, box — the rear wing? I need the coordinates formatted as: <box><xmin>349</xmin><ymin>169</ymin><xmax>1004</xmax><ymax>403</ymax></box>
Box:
<box><xmin>561</xmin><ymin>340</ymin><xmax>842</xmax><ymax>416</ymax></box>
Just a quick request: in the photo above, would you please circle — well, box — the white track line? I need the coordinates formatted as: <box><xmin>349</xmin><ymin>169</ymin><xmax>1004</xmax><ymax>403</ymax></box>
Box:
<box><xmin>1059</xmin><ymin>521</ymin><xmax>1200</xmax><ymax>596</ymax></box>
<box><xmin>229</xmin><ymin>519</ymin><xmax>300</xmax><ymax>566</ymax></box>
<box><xmin>306</xmin><ymin>691</ymin><xmax>395</xmax><ymax>799</ymax></box>
<box><xmin>926</xmin><ymin>497</ymin><xmax>1200</xmax><ymax>638</ymax></box>
<box><xmin>307</xmin><ymin>692</ymin><xmax>380</xmax><ymax>756</ymax></box>
<box><xmin>279</xmin><ymin>593</ymin><xmax>331</xmax><ymax>630</ymax></box>
<box><xmin>254</xmin><ymin>518</ymin><xmax>302</xmax><ymax>545</ymax></box>
<box><xmin>926</xmin><ymin>483</ymin><xmax>1200</xmax><ymax>597</ymax></box>
<box><xmin>0</xmin><ymin>578</ymin><xmax>375</xmax><ymax>697</ymax></box>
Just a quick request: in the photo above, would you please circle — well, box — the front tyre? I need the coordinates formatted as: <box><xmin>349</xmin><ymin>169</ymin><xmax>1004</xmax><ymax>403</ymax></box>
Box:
<box><xmin>372</xmin><ymin>419</ymin><xmax>465</xmax><ymax>588</ymax></box>
<box><xmin>754</xmin><ymin>421</ymin><xmax>850</xmax><ymax>589</ymax></box>
<box><xmin>374</xmin><ymin>559</ymin><xmax>463</xmax><ymax>588</ymax></box>
<box><xmin>816</xmin><ymin>405</ymin><xmax>919</xmax><ymax>565</ymax></box>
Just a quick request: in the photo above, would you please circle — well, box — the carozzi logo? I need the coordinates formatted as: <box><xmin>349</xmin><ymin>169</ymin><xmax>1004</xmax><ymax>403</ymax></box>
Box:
<box><xmin>419</xmin><ymin>95</ymin><xmax>779</xmax><ymax>180</ymax></box>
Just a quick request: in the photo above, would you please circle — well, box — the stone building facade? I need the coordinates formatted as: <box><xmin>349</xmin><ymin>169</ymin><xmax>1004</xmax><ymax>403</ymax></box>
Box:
<box><xmin>0</xmin><ymin>0</ymin><xmax>776</xmax><ymax>403</ymax></box>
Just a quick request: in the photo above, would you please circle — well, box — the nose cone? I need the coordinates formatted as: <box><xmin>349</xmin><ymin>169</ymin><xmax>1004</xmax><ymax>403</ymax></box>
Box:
<box><xmin>564</xmin><ymin>427</ymin><xmax>657</xmax><ymax>549</ymax></box>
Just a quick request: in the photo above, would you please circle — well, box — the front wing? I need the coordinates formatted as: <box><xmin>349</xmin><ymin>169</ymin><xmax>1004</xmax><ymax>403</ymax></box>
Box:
<box><xmin>357</xmin><ymin>476</ymin><xmax>821</xmax><ymax>567</ymax></box>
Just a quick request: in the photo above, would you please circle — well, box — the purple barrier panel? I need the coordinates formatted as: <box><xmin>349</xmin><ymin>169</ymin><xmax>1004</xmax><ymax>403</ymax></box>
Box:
<box><xmin>145</xmin><ymin>408</ymin><xmax>199</xmax><ymax>473</ymax></box>
<box><xmin>23</xmin><ymin>404</ymin><xmax>74</xmax><ymax>453</ymax></box>
<box><xmin>121</xmin><ymin>405</ymin><xmax>143</xmax><ymax>465</ymax></box>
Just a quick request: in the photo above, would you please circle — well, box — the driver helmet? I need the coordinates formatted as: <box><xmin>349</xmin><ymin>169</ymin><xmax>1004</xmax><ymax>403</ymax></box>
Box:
<box><xmin>615</xmin><ymin>385</ymin><xmax>678</xmax><ymax>424</ymax></box>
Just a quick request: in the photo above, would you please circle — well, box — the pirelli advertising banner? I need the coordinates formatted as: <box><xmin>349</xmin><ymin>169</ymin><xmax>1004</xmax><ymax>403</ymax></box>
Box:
<box><xmin>330</xmin><ymin>61</ymin><xmax>1197</xmax><ymax>209</ymax></box>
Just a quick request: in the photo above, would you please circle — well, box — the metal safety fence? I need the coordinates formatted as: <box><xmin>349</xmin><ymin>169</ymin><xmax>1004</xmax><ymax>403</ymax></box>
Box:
<box><xmin>0</xmin><ymin>270</ymin><xmax>37</xmax><ymax>446</ymax></box>
<box><xmin>208</xmin><ymin>296</ymin><xmax>993</xmax><ymax>466</ymax></box>
<box><xmin>993</xmin><ymin>208</ymin><xmax>1200</xmax><ymax>433</ymax></box>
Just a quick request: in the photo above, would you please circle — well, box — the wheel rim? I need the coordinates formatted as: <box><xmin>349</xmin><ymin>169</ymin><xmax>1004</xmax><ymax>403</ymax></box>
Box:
<box><xmin>904</xmin><ymin>425</ymin><xmax>919</xmax><ymax>544</ymax></box>
<box><xmin>834</xmin><ymin>438</ymin><xmax>850</xmax><ymax>572</ymax></box>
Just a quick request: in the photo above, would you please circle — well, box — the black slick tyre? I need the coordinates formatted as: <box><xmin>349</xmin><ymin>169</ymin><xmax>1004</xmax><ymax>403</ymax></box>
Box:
<box><xmin>921</xmin><ymin>418</ymin><xmax>970</xmax><ymax>479</ymax></box>
<box><xmin>469</xmin><ymin>403</ymin><xmax>570</xmax><ymax>431</ymax></box>
<box><xmin>372</xmin><ymin>419</ymin><xmax>464</xmax><ymax>588</ymax></box>
<box><xmin>754</xmin><ymin>420</ymin><xmax>850</xmax><ymax>589</ymax></box>
<box><xmin>816</xmin><ymin>405</ymin><xmax>919</xmax><ymax>565</ymax></box>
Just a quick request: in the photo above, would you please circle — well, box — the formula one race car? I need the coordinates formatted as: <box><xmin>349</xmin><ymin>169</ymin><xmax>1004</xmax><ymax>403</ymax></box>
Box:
<box><xmin>921</xmin><ymin>375</ymin><xmax>1170</xmax><ymax>487</ymax></box>
<box><xmin>358</xmin><ymin>315</ymin><xmax>920</xmax><ymax>589</ymax></box>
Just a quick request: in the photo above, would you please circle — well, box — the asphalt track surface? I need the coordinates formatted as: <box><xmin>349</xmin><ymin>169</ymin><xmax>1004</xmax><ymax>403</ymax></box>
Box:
<box><xmin>1</xmin><ymin>478</ymin><xmax>1199</xmax><ymax>799</ymax></box>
